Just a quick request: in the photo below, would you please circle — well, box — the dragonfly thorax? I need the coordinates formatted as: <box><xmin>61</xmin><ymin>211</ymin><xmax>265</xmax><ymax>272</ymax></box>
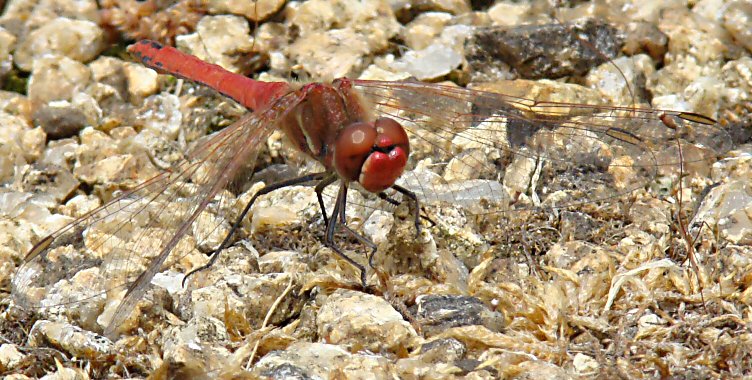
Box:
<box><xmin>277</xmin><ymin>81</ymin><xmax>410</xmax><ymax>193</ymax></box>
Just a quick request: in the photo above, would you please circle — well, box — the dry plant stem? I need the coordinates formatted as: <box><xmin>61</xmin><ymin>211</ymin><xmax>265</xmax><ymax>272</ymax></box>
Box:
<box><xmin>520</xmin><ymin>226</ymin><xmax>537</xmax><ymax>276</ymax></box>
<box><xmin>675</xmin><ymin>140</ymin><xmax>707</xmax><ymax>310</ymax></box>
<box><xmin>245</xmin><ymin>274</ymin><xmax>295</xmax><ymax>369</ymax></box>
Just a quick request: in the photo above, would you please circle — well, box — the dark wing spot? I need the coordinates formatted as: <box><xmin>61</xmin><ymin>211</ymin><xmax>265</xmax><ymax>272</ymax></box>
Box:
<box><xmin>677</xmin><ymin>112</ymin><xmax>716</xmax><ymax>125</ymax></box>
<box><xmin>605</xmin><ymin>127</ymin><xmax>643</xmax><ymax>145</ymax></box>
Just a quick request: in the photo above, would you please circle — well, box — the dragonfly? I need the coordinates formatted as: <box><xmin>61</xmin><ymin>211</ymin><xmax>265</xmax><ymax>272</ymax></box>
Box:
<box><xmin>12</xmin><ymin>39</ymin><xmax>729</xmax><ymax>338</ymax></box>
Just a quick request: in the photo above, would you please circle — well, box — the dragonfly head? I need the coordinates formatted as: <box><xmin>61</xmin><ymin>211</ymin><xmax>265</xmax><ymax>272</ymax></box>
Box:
<box><xmin>333</xmin><ymin>117</ymin><xmax>409</xmax><ymax>193</ymax></box>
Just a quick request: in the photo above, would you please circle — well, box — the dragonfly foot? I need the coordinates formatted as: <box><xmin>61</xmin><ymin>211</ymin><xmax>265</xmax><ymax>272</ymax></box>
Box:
<box><xmin>182</xmin><ymin>260</ymin><xmax>214</xmax><ymax>287</ymax></box>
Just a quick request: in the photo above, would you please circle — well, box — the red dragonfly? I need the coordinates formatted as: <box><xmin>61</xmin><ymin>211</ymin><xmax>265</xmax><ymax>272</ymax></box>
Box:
<box><xmin>12</xmin><ymin>40</ymin><xmax>728</xmax><ymax>337</ymax></box>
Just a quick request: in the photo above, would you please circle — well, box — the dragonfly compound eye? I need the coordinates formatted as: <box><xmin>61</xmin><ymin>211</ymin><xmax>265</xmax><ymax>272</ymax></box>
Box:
<box><xmin>333</xmin><ymin>118</ymin><xmax>409</xmax><ymax>193</ymax></box>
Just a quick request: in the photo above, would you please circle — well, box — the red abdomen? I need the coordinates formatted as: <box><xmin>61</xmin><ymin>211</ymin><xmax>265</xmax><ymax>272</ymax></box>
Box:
<box><xmin>128</xmin><ymin>40</ymin><xmax>290</xmax><ymax>111</ymax></box>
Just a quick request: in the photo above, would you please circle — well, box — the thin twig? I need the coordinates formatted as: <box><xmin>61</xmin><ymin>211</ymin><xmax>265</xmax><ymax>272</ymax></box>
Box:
<box><xmin>245</xmin><ymin>274</ymin><xmax>295</xmax><ymax>369</ymax></box>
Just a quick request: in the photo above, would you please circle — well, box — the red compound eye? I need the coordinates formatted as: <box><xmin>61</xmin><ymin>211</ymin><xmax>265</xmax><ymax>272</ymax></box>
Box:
<box><xmin>333</xmin><ymin>117</ymin><xmax>410</xmax><ymax>193</ymax></box>
<box><xmin>374</xmin><ymin>117</ymin><xmax>409</xmax><ymax>157</ymax></box>
<box><xmin>333</xmin><ymin>122</ymin><xmax>377</xmax><ymax>182</ymax></box>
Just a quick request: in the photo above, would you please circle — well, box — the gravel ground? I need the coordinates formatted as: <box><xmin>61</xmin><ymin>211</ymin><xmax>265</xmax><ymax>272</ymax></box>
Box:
<box><xmin>1</xmin><ymin>0</ymin><xmax>751</xmax><ymax>378</ymax></box>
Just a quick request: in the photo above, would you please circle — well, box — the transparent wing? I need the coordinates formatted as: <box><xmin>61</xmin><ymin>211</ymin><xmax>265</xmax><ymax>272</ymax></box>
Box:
<box><xmin>11</xmin><ymin>99</ymin><xmax>289</xmax><ymax>336</ymax></box>
<box><xmin>353</xmin><ymin>80</ymin><xmax>731</xmax><ymax>213</ymax></box>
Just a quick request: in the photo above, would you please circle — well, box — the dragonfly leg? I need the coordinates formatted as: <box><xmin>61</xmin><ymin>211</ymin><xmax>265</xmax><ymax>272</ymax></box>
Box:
<box><xmin>370</xmin><ymin>185</ymin><xmax>433</xmax><ymax>270</ymax></box>
<box><xmin>314</xmin><ymin>173</ymin><xmax>339</xmax><ymax>226</ymax></box>
<box><xmin>324</xmin><ymin>181</ymin><xmax>368</xmax><ymax>287</ymax></box>
<box><xmin>341</xmin><ymin>223</ymin><xmax>377</xmax><ymax>264</ymax></box>
<box><xmin>391</xmin><ymin>184</ymin><xmax>423</xmax><ymax>235</ymax></box>
<box><xmin>377</xmin><ymin>191</ymin><xmax>436</xmax><ymax>229</ymax></box>
<box><xmin>182</xmin><ymin>172</ymin><xmax>328</xmax><ymax>287</ymax></box>
<box><xmin>377</xmin><ymin>191</ymin><xmax>401</xmax><ymax>206</ymax></box>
